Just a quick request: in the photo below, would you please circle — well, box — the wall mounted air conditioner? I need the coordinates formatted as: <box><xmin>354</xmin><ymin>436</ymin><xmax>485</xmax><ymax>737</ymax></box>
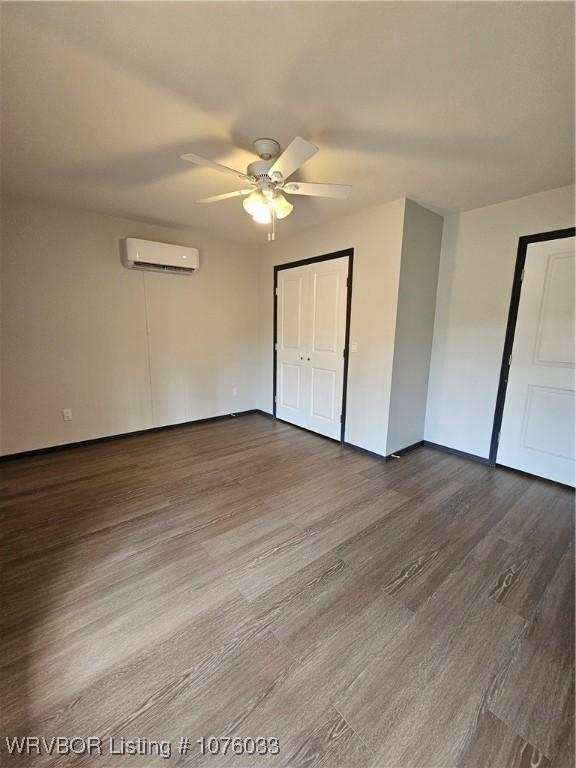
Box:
<box><xmin>122</xmin><ymin>238</ymin><xmax>199</xmax><ymax>274</ymax></box>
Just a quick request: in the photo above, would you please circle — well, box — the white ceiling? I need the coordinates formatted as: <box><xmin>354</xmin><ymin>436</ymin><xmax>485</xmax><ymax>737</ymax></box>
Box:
<box><xmin>1</xmin><ymin>1</ymin><xmax>574</xmax><ymax>244</ymax></box>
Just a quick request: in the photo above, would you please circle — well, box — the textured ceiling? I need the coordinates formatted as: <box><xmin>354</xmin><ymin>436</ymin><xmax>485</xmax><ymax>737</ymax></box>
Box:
<box><xmin>1</xmin><ymin>1</ymin><xmax>574</xmax><ymax>244</ymax></box>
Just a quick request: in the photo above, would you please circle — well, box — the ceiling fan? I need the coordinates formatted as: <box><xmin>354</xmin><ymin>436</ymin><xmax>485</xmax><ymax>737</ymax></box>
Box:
<box><xmin>181</xmin><ymin>137</ymin><xmax>351</xmax><ymax>240</ymax></box>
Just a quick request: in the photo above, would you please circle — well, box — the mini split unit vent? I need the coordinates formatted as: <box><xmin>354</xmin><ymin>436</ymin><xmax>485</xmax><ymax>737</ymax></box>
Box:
<box><xmin>122</xmin><ymin>238</ymin><xmax>200</xmax><ymax>274</ymax></box>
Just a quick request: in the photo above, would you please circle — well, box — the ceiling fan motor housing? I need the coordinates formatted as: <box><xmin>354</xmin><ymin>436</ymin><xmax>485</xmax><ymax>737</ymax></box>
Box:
<box><xmin>247</xmin><ymin>158</ymin><xmax>275</xmax><ymax>183</ymax></box>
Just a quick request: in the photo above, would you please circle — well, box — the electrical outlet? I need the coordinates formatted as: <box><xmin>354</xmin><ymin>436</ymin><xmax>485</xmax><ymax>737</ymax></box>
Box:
<box><xmin>62</xmin><ymin>409</ymin><xmax>73</xmax><ymax>422</ymax></box>
<box><xmin>350</xmin><ymin>341</ymin><xmax>358</xmax><ymax>353</ymax></box>
<box><xmin>232</xmin><ymin>387</ymin><xmax>237</xmax><ymax>397</ymax></box>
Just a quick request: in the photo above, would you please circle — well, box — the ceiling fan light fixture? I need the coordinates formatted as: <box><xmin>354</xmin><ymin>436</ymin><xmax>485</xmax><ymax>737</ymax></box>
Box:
<box><xmin>252</xmin><ymin>207</ymin><xmax>272</xmax><ymax>225</ymax></box>
<box><xmin>242</xmin><ymin>190</ymin><xmax>267</xmax><ymax>217</ymax></box>
<box><xmin>271</xmin><ymin>192</ymin><xmax>293</xmax><ymax>220</ymax></box>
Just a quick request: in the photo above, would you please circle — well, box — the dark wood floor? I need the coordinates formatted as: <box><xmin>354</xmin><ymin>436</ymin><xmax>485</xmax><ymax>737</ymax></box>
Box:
<box><xmin>1</xmin><ymin>414</ymin><xmax>574</xmax><ymax>767</ymax></box>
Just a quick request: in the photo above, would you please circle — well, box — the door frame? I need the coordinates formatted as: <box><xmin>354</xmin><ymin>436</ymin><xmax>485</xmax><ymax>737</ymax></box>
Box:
<box><xmin>488</xmin><ymin>226</ymin><xmax>576</xmax><ymax>466</ymax></box>
<box><xmin>273</xmin><ymin>248</ymin><xmax>354</xmax><ymax>442</ymax></box>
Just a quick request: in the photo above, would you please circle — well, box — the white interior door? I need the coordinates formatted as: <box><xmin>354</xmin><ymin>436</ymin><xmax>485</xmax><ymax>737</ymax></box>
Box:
<box><xmin>497</xmin><ymin>236</ymin><xmax>575</xmax><ymax>486</ymax></box>
<box><xmin>306</xmin><ymin>258</ymin><xmax>349</xmax><ymax>439</ymax></box>
<box><xmin>276</xmin><ymin>263</ymin><xmax>309</xmax><ymax>430</ymax></box>
<box><xmin>276</xmin><ymin>256</ymin><xmax>349</xmax><ymax>440</ymax></box>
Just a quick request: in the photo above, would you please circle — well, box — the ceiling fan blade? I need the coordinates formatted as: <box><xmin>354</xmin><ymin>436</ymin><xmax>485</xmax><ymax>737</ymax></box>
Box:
<box><xmin>283</xmin><ymin>182</ymin><xmax>351</xmax><ymax>199</ymax></box>
<box><xmin>196</xmin><ymin>189</ymin><xmax>252</xmax><ymax>204</ymax></box>
<box><xmin>268</xmin><ymin>137</ymin><xmax>318</xmax><ymax>181</ymax></box>
<box><xmin>181</xmin><ymin>152</ymin><xmax>253</xmax><ymax>181</ymax></box>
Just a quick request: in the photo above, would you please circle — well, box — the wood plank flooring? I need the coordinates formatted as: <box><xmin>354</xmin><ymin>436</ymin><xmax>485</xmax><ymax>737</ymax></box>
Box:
<box><xmin>1</xmin><ymin>414</ymin><xmax>573</xmax><ymax>767</ymax></box>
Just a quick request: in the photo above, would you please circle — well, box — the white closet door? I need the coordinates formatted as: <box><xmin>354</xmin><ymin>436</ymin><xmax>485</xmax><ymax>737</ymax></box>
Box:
<box><xmin>497</xmin><ymin>236</ymin><xmax>575</xmax><ymax>486</ymax></box>
<box><xmin>305</xmin><ymin>257</ymin><xmax>349</xmax><ymax>439</ymax></box>
<box><xmin>275</xmin><ymin>256</ymin><xmax>349</xmax><ymax>440</ymax></box>
<box><xmin>276</xmin><ymin>264</ymin><xmax>310</xmax><ymax>429</ymax></box>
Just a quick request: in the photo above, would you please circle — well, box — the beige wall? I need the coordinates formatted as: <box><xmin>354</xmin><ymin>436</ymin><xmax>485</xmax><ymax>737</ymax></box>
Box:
<box><xmin>386</xmin><ymin>200</ymin><xmax>443</xmax><ymax>454</ymax></box>
<box><xmin>5</xmin><ymin>186</ymin><xmax>572</xmax><ymax>459</ymax></box>
<box><xmin>425</xmin><ymin>185</ymin><xmax>575</xmax><ymax>457</ymax></box>
<box><xmin>258</xmin><ymin>199</ymin><xmax>406</xmax><ymax>456</ymax></box>
<box><xmin>1</xmin><ymin>197</ymin><xmax>259</xmax><ymax>455</ymax></box>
